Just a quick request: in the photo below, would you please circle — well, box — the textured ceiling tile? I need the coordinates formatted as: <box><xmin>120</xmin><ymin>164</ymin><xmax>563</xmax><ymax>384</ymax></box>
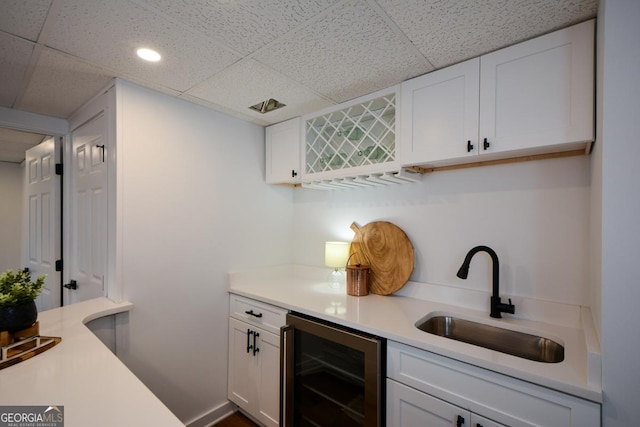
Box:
<box><xmin>19</xmin><ymin>48</ymin><xmax>114</xmax><ymax>118</ymax></box>
<box><xmin>186</xmin><ymin>59</ymin><xmax>335</xmax><ymax>125</ymax></box>
<box><xmin>0</xmin><ymin>0</ymin><xmax>52</xmax><ymax>41</ymax></box>
<box><xmin>178</xmin><ymin>94</ymin><xmax>270</xmax><ymax>126</ymax></box>
<box><xmin>0</xmin><ymin>128</ymin><xmax>47</xmax><ymax>163</ymax></box>
<box><xmin>377</xmin><ymin>0</ymin><xmax>598</xmax><ymax>68</ymax></box>
<box><xmin>0</xmin><ymin>33</ymin><xmax>34</xmax><ymax>108</ymax></box>
<box><xmin>138</xmin><ymin>0</ymin><xmax>342</xmax><ymax>55</ymax></box>
<box><xmin>42</xmin><ymin>0</ymin><xmax>242</xmax><ymax>92</ymax></box>
<box><xmin>254</xmin><ymin>0</ymin><xmax>433</xmax><ymax>103</ymax></box>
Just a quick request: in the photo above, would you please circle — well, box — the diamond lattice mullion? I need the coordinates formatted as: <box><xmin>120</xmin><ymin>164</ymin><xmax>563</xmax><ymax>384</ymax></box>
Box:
<box><xmin>304</xmin><ymin>91</ymin><xmax>397</xmax><ymax>176</ymax></box>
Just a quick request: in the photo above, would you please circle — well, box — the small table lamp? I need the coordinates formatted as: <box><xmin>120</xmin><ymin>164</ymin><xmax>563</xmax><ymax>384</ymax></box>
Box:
<box><xmin>325</xmin><ymin>241</ymin><xmax>351</xmax><ymax>285</ymax></box>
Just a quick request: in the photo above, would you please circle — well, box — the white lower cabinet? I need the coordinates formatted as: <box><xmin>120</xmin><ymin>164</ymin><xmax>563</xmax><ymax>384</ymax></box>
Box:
<box><xmin>228</xmin><ymin>295</ymin><xmax>287</xmax><ymax>427</ymax></box>
<box><xmin>472</xmin><ymin>414</ymin><xmax>506</xmax><ymax>427</ymax></box>
<box><xmin>387</xmin><ymin>379</ymin><xmax>506</xmax><ymax>427</ymax></box>
<box><xmin>387</xmin><ymin>341</ymin><xmax>600</xmax><ymax>427</ymax></box>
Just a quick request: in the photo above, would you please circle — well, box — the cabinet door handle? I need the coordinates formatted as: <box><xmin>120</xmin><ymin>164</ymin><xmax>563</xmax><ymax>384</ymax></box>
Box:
<box><xmin>456</xmin><ymin>415</ymin><xmax>465</xmax><ymax>427</ymax></box>
<box><xmin>476</xmin><ymin>424</ymin><xmax>484</xmax><ymax>427</ymax></box>
<box><xmin>483</xmin><ymin>137</ymin><xmax>490</xmax><ymax>150</ymax></box>
<box><xmin>245</xmin><ymin>309</ymin><xmax>263</xmax><ymax>318</ymax></box>
<box><xmin>252</xmin><ymin>331</ymin><xmax>260</xmax><ymax>356</ymax></box>
<box><xmin>291</xmin><ymin>169</ymin><xmax>298</xmax><ymax>178</ymax></box>
<box><xmin>467</xmin><ymin>140</ymin><xmax>474</xmax><ymax>152</ymax></box>
<box><xmin>246</xmin><ymin>329</ymin><xmax>253</xmax><ymax>353</ymax></box>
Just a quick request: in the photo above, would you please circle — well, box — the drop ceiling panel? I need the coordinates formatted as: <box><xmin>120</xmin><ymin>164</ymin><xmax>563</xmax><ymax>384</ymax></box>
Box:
<box><xmin>0</xmin><ymin>127</ymin><xmax>47</xmax><ymax>163</ymax></box>
<box><xmin>0</xmin><ymin>0</ymin><xmax>52</xmax><ymax>41</ymax></box>
<box><xmin>137</xmin><ymin>0</ymin><xmax>343</xmax><ymax>55</ymax></box>
<box><xmin>0</xmin><ymin>0</ymin><xmax>598</xmax><ymax>136</ymax></box>
<box><xmin>377</xmin><ymin>0</ymin><xmax>598</xmax><ymax>68</ymax></box>
<box><xmin>19</xmin><ymin>48</ymin><xmax>114</xmax><ymax>118</ymax></box>
<box><xmin>42</xmin><ymin>0</ymin><xmax>242</xmax><ymax>92</ymax></box>
<box><xmin>254</xmin><ymin>0</ymin><xmax>433</xmax><ymax>104</ymax></box>
<box><xmin>186</xmin><ymin>59</ymin><xmax>335</xmax><ymax>125</ymax></box>
<box><xmin>0</xmin><ymin>33</ymin><xmax>35</xmax><ymax>108</ymax></box>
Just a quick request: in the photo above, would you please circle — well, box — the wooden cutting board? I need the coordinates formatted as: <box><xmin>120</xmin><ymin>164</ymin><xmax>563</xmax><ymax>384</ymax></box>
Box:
<box><xmin>349</xmin><ymin>221</ymin><xmax>414</xmax><ymax>295</ymax></box>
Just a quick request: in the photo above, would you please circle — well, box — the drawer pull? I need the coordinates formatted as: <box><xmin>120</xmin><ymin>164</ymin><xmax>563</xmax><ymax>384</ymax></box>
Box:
<box><xmin>245</xmin><ymin>309</ymin><xmax>263</xmax><ymax>318</ymax></box>
<box><xmin>456</xmin><ymin>415</ymin><xmax>465</xmax><ymax>427</ymax></box>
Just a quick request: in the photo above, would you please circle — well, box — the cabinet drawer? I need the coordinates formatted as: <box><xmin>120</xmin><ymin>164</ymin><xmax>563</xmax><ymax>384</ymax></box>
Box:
<box><xmin>387</xmin><ymin>378</ymin><xmax>471</xmax><ymax>427</ymax></box>
<box><xmin>229</xmin><ymin>294</ymin><xmax>287</xmax><ymax>335</ymax></box>
<box><xmin>387</xmin><ymin>341</ymin><xmax>599</xmax><ymax>427</ymax></box>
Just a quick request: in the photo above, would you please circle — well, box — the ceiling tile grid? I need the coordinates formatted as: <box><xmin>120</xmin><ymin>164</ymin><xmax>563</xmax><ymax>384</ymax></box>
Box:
<box><xmin>0</xmin><ymin>33</ymin><xmax>35</xmax><ymax>108</ymax></box>
<box><xmin>41</xmin><ymin>0</ymin><xmax>242</xmax><ymax>92</ymax></box>
<box><xmin>253</xmin><ymin>0</ymin><xmax>433</xmax><ymax>104</ymax></box>
<box><xmin>377</xmin><ymin>0</ymin><xmax>598</xmax><ymax>68</ymax></box>
<box><xmin>136</xmin><ymin>0</ymin><xmax>343</xmax><ymax>55</ymax></box>
<box><xmin>18</xmin><ymin>48</ymin><xmax>114</xmax><ymax>118</ymax></box>
<box><xmin>0</xmin><ymin>0</ymin><xmax>52</xmax><ymax>42</ymax></box>
<box><xmin>186</xmin><ymin>58</ymin><xmax>335</xmax><ymax>125</ymax></box>
<box><xmin>0</xmin><ymin>0</ymin><xmax>598</xmax><ymax>159</ymax></box>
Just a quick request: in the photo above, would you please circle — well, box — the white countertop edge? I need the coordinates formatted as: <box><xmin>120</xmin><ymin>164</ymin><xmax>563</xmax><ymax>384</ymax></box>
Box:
<box><xmin>0</xmin><ymin>297</ymin><xmax>184</xmax><ymax>427</ymax></box>
<box><xmin>228</xmin><ymin>267</ymin><xmax>603</xmax><ymax>404</ymax></box>
<box><xmin>81</xmin><ymin>301</ymin><xmax>134</xmax><ymax>324</ymax></box>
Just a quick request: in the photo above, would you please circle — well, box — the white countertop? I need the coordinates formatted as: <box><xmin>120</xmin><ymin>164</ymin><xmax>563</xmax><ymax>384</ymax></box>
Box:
<box><xmin>0</xmin><ymin>297</ymin><xmax>184</xmax><ymax>427</ymax></box>
<box><xmin>229</xmin><ymin>265</ymin><xmax>602</xmax><ymax>403</ymax></box>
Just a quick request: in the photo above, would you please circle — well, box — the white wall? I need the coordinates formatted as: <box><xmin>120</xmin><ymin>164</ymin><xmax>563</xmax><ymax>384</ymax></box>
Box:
<box><xmin>293</xmin><ymin>155</ymin><xmax>591</xmax><ymax>307</ymax></box>
<box><xmin>113</xmin><ymin>81</ymin><xmax>293</xmax><ymax>423</ymax></box>
<box><xmin>598</xmin><ymin>0</ymin><xmax>640</xmax><ymax>425</ymax></box>
<box><xmin>0</xmin><ymin>162</ymin><xmax>24</xmax><ymax>272</ymax></box>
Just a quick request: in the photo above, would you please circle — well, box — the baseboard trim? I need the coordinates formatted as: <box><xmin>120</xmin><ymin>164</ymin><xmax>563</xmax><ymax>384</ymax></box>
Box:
<box><xmin>185</xmin><ymin>401</ymin><xmax>236</xmax><ymax>427</ymax></box>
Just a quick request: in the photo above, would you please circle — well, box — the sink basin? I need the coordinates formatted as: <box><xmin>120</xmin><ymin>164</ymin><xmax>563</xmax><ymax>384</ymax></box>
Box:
<box><xmin>416</xmin><ymin>315</ymin><xmax>564</xmax><ymax>363</ymax></box>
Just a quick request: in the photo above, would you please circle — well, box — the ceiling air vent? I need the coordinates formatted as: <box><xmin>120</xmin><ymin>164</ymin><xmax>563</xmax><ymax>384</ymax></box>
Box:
<box><xmin>249</xmin><ymin>98</ymin><xmax>286</xmax><ymax>114</ymax></box>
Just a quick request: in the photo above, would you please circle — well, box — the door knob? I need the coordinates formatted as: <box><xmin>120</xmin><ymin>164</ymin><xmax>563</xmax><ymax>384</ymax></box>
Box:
<box><xmin>64</xmin><ymin>280</ymin><xmax>77</xmax><ymax>290</ymax></box>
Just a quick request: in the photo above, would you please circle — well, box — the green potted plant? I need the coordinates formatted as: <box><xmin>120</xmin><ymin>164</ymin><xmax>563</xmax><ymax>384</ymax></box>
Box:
<box><xmin>0</xmin><ymin>269</ymin><xmax>46</xmax><ymax>333</ymax></box>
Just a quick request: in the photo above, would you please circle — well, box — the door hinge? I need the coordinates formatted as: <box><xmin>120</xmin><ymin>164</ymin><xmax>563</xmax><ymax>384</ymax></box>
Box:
<box><xmin>55</xmin><ymin>260</ymin><xmax>63</xmax><ymax>271</ymax></box>
<box><xmin>55</xmin><ymin>163</ymin><xmax>63</xmax><ymax>175</ymax></box>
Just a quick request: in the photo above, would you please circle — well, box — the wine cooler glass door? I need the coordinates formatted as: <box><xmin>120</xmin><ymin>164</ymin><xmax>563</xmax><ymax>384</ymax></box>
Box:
<box><xmin>281</xmin><ymin>313</ymin><xmax>383</xmax><ymax>427</ymax></box>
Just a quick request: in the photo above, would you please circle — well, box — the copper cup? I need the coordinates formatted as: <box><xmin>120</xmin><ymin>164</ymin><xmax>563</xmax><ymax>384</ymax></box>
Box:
<box><xmin>346</xmin><ymin>263</ymin><xmax>370</xmax><ymax>296</ymax></box>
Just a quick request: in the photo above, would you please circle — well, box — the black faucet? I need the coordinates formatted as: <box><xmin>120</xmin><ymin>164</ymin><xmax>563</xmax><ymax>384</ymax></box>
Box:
<box><xmin>456</xmin><ymin>245</ymin><xmax>515</xmax><ymax>319</ymax></box>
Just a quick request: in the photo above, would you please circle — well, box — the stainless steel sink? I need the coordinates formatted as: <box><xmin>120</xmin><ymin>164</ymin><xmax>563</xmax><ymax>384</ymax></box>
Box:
<box><xmin>416</xmin><ymin>315</ymin><xmax>564</xmax><ymax>363</ymax></box>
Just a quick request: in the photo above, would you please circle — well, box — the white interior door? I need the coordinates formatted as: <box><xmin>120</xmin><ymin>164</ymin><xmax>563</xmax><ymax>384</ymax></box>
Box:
<box><xmin>24</xmin><ymin>136</ymin><xmax>61</xmax><ymax>311</ymax></box>
<box><xmin>67</xmin><ymin>113</ymin><xmax>108</xmax><ymax>304</ymax></box>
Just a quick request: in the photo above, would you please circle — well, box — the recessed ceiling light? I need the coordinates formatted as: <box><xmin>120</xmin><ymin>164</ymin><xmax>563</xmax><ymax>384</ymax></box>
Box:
<box><xmin>136</xmin><ymin>48</ymin><xmax>161</xmax><ymax>62</ymax></box>
<box><xmin>249</xmin><ymin>98</ymin><xmax>286</xmax><ymax>114</ymax></box>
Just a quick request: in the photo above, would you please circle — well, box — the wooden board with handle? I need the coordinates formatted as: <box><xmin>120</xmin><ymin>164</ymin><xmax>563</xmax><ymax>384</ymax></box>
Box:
<box><xmin>349</xmin><ymin>221</ymin><xmax>414</xmax><ymax>295</ymax></box>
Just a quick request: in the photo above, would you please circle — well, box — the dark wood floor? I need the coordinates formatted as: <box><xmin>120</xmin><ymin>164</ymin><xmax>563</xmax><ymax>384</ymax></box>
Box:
<box><xmin>213</xmin><ymin>411</ymin><xmax>259</xmax><ymax>427</ymax></box>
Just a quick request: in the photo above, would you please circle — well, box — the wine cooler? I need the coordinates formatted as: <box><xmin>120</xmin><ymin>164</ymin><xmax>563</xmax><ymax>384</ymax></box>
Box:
<box><xmin>280</xmin><ymin>312</ymin><xmax>385</xmax><ymax>426</ymax></box>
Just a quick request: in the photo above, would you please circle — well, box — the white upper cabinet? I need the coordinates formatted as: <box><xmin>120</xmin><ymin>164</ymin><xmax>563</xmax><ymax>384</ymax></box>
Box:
<box><xmin>401</xmin><ymin>57</ymin><xmax>480</xmax><ymax>164</ymax></box>
<box><xmin>479</xmin><ymin>19</ymin><xmax>594</xmax><ymax>156</ymax></box>
<box><xmin>401</xmin><ymin>19</ymin><xmax>594</xmax><ymax>168</ymax></box>
<box><xmin>265</xmin><ymin>117</ymin><xmax>301</xmax><ymax>184</ymax></box>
